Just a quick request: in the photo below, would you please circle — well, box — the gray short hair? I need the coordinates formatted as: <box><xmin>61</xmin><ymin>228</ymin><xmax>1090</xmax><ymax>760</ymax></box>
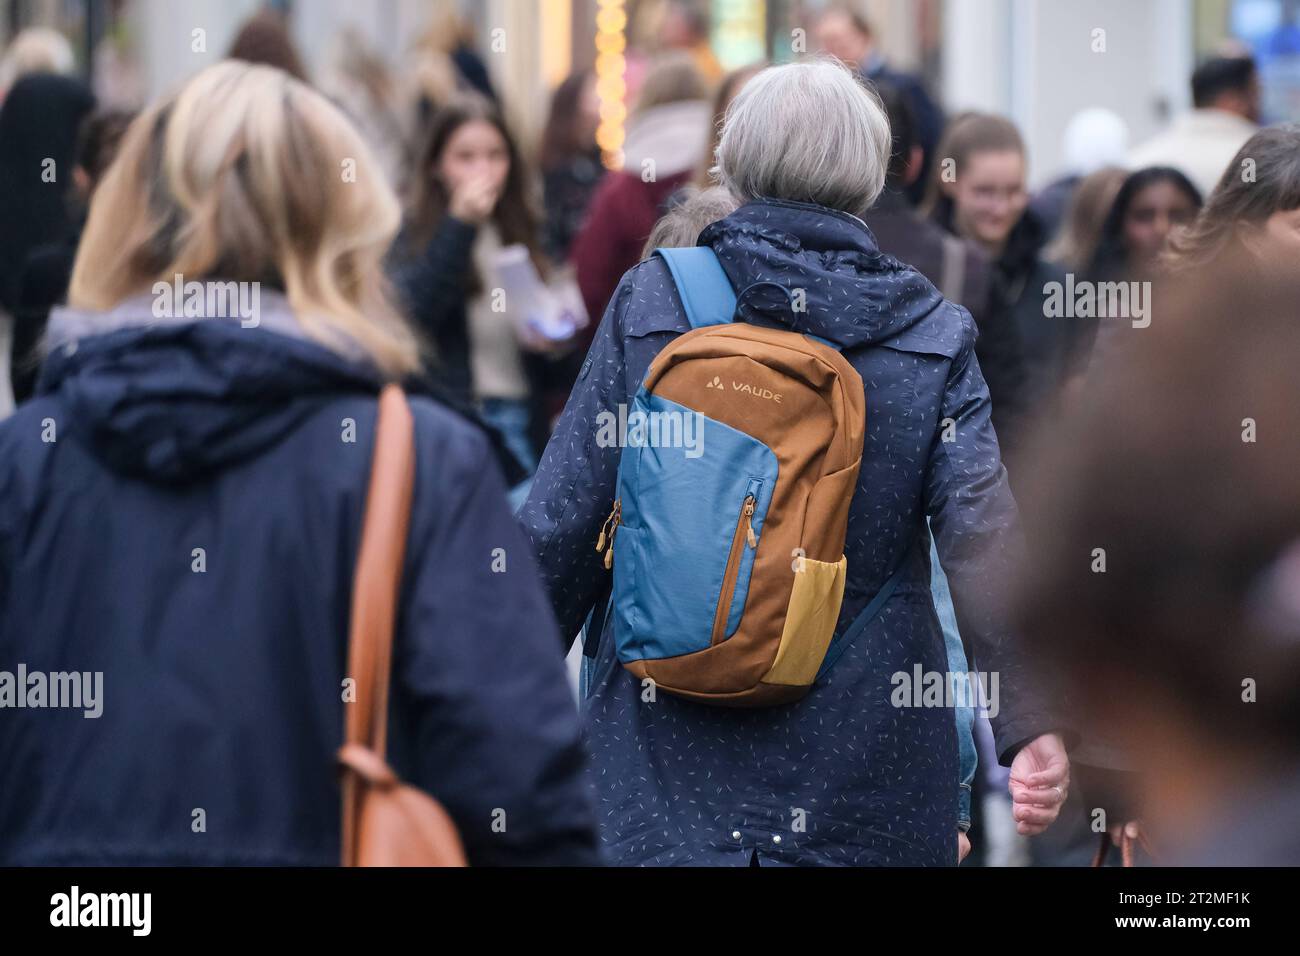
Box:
<box><xmin>715</xmin><ymin>58</ymin><xmax>891</xmax><ymax>217</ymax></box>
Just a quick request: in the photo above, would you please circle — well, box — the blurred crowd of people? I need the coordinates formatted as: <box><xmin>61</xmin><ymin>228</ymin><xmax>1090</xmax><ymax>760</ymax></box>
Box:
<box><xmin>1</xmin><ymin>1</ymin><xmax>1297</xmax><ymax>868</ymax></box>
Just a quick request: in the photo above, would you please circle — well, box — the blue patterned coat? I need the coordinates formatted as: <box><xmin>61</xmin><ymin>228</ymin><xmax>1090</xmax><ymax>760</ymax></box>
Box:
<box><xmin>521</xmin><ymin>199</ymin><xmax>1057</xmax><ymax>866</ymax></box>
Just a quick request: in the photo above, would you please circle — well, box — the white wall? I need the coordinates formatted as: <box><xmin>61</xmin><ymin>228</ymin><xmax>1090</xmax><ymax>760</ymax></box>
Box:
<box><xmin>942</xmin><ymin>0</ymin><xmax>1194</xmax><ymax>187</ymax></box>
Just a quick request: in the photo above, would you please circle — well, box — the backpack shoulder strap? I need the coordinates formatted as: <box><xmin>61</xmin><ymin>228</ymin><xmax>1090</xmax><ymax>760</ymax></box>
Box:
<box><xmin>655</xmin><ymin>246</ymin><xmax>738</xmax><ymax>330</ymax></box>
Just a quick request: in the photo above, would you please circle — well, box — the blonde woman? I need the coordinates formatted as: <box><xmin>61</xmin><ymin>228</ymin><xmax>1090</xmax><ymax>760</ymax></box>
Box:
<box><xmin>0</xmin><ymin>62</ymin><xmax>596</xmax><ymax>866</ymax></box>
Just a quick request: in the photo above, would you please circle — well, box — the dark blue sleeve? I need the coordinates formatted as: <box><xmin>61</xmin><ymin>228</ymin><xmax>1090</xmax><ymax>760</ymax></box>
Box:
<box><xmin>395</xmin><ymin>404</ymin><xmax>599</xmax><ymax>865</ymax></box>
<box><xmin>518</xmin><ymin>274</ymin><xmax>635</xmax><ymax>647</ymax></box>
<box><xmin>391</xmin><ymin>216</ymin><xmax>477</xmax><ymax>339</ymax></box>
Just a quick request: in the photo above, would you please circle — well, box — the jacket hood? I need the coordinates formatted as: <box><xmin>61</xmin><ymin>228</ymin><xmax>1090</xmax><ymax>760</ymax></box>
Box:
<box><xmin>38</xmin><ymin>293</ymin><xmax>383</xmax><ymax>483</ymax></box>
<box><xmin>699</xmin><ymin>199</ymin><xmax>946</xmax><ymax>349</ymax></box>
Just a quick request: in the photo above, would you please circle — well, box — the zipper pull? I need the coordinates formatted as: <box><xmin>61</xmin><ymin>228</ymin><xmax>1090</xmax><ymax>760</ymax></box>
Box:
<box><xmin>595</xmin><ymin>500</ymin><xmax>620</xmax><ymax>552</ymax></box>
<box><xmin>743</xmin><ymin>496</ymin><xmax>757</xmax><ymax>548</ymax></box>
<box><xmin>598</xmin><ymin>500</ymin><xmax>621</xmax><ymax>569</ymax></box>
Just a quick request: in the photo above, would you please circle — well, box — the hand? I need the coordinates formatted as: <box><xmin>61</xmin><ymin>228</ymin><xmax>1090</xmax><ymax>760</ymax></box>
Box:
<box><xmin>448</xmin><ymin>173</ymin><xmax>500</xmax><ymax>225</ymax></box>
<box><xmin>957</xmin><ymin>831</ymin><xmax>971</xmax><ymax>864</ymax></box>
<box><xmin>1008</xmin><ymin>732</ymin><xmax>1070</xmax><ymax>835</ymax></box>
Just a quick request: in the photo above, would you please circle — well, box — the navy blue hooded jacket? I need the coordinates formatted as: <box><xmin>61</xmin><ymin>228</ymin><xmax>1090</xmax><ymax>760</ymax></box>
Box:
<box><xmin>520</xmin><ymin>199</ymin><xmax>1060</xmax><ymax>866</ymax></box>
<box><xmin>0</xmin><ymin>296</ymin><xmax>597</xmax><ymax>866</ymax></box>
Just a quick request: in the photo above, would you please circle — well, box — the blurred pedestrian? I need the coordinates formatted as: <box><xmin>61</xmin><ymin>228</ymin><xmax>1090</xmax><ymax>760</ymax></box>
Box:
<box><xmin>1166</xmin><ymin>124</ymin><xmax>1300</xmax><ymax>280</ymax></box>
<box><xmin>1043</xmin><ymin>166</ymin><xmax>1128</xmax><ymax>273</ymax></box>
<box><xmin>10</xmin><ymin>108</ymin><xmax>134</xmax><ymax>405</ymax></box>
<box><xmin>814</xmin><ymin>2</ymin><xmax>944</xmax><ymax>205</ymax></box>
<box><xmin>0</xmin><ymin>62</ymin><xmax>597</xmax><ymax>866</ymax></box>
<box><xmin>393</xmin><ymin>94</ymin><xmax>557</xmax><ymax>486</ymax></box>
<box><xmin>0</xmin><ymin>72</ymin><xmax>95</xmax><ymax>418</ymax></box>
<box><xmin>1016</xmin><ymin>261</ymin><xmax>1300</xmax><ymax>866</ymax></box>
<box><xmin>319</xmin><ymin>25</ymin><xmax>410</xmax><ymax>190</ymax></box>
<box><xmin>1081</xmin><ymin>167</ymin><xmax>1201</xmax><ymax>368</ymax></box>
<box><xmin>226</xmin><ymin>8</ymin><xmax>310</xmax><ymax>83</ymax></box>
<box><xmin>868</xmin><ymin>84</ymin><xmax>1026</xmax><ymax>451</ymax></box>
<box><xmin>925</xmin><ymin>113</ymin><xmax>1079</xmax><ymax>464</ymax></box>
<box><xmin>1030</xmin><ymin>108</ymin><xmax>1129</xmax><ymax>240</ymax></box>
<box><xmin>0</xmin><ymin>26</ymin><xmax>75</xmax><ymax>101</ymax></box>
<box><xmin>522</xmin><ymin>59</ymin><xmax>1070</xmax><ymax>867</ymax></box>
<box><xmin>1128</xmin><ymin>56</ymin><xmax>1260</xmax><ymax>199</ymax></box>
<box><xmin>540</xmin><ymin>70</ymin><xmax>603</xmax><ymax>264</ymax></box>
<box><xmin>570</xmin><ymin>52</ymin><xmax>709</xmax><ymax>336</ymax></box>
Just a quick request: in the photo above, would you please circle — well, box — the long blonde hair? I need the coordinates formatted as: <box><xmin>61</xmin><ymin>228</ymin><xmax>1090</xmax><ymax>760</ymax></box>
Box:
<box><xmin>69</xmin><ymin>60</ymin><xmax>421</xmax><ymax>378</ymax></box>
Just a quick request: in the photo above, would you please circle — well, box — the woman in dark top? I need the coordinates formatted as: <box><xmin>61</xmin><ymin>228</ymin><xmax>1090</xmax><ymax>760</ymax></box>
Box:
<box><xmin>392</xmin><ymin>94</ymin><xmax>556</xmax><ymax>482</ymax></box>
<box><xmin>925</xmin><ymin>113</ymin><xmax>1080</xmax><ymax>465</ymax></box>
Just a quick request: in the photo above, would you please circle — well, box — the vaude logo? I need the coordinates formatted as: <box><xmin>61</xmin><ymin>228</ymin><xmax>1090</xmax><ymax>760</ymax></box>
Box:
<box><xmin>732</xmin><ymin>381</ymin><xmax>782</xmax><ymax>403</ymax></box>
<box><xmin>1043</xmin><ymin>273</ymin><xmax>1151</xmax><ymax>329</ymax></box>
<box><xmin>706</xmin><ymin>376</ymin><xmax>783</xmax><ymax>402</ymax></box>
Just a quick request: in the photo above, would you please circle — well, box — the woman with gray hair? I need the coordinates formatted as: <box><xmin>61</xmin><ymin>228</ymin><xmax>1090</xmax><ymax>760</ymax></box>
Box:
<box><xmin>522</xmin><ymin>57</ymin><xmax>1070</xmax><ymax>866</ymax></box>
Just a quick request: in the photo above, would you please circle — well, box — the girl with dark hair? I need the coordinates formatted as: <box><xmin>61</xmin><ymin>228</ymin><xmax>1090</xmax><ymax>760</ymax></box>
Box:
<box><xmin>1087</xmin><ymin>167</ymin><xmax>1202</xmax><ymax>284</ymax></box>
<box><xmin>394</xmin><ymin>94</ymin><xmax>555</xmax><ymax>484</ymax></box>
<box><xmin>1082</xmin><ymin>167</ymin><xmax>1202</xmax><ymax>369</ymax></box>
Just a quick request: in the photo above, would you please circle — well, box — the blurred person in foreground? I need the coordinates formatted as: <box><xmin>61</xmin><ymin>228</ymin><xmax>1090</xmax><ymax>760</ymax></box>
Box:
<box><xmin>0</xmin><ymin>72</ymin><xmax>95</xmax><ymax>418</ymax></box>
<box><xmin>1016</xmin><ymin>260</ymin><xmax>1300</xmax><ymax>865</ymax></box>
<box><xmin>522</xmin><ymin>59</ymin><xmax>1070</xmax><ymax>866</ymax></box>
<box><xmin>1165</xmin><ymin>124</ymin><xmax>1300</xmax><ymax>281</ymax></box>
<box><xmin>1128</xmin><ymin>55</ymin><xmax>1260</xmax><ymax>200</ymax></box>
<box><xmin>0</xmin><ymin>61</ymin><xmax>596</xmax><ymax>866</ymax></box>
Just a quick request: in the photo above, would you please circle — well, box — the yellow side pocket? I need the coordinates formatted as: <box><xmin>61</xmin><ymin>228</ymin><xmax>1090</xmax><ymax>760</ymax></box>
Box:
<box><xmin>763</xmin><ymin>556</ymin><xmax>848</xmax><ymax>687</ymax></box>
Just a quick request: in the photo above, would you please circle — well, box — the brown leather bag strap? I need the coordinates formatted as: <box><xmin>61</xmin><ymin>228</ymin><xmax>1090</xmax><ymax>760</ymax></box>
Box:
<box><xmin>340</xmin><ymin>386</ymin><xmax>415</xmax><ymax>863</ymax></box>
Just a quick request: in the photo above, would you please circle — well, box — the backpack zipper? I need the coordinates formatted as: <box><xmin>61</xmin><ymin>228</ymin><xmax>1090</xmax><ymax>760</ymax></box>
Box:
<box><xmin>710</xmin><ymin>491</ymin><xmax>758</xmax><ymax>645</ymax></box>
<box><xmin>596</xmin><ymin>499</ymin><xmax>621</xmax><ymax>570</ymax></box>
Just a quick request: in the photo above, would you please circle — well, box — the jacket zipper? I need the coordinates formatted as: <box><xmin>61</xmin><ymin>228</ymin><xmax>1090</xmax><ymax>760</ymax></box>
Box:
<box><xmin>710</xmin><ymin>484</ymin><xmax>759</xmax><ymax>645</ymax></box>
<box><xmin>596</xmin><ymin>499</ymin><xmax>621</xmax><ymax>570</ymax></box>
